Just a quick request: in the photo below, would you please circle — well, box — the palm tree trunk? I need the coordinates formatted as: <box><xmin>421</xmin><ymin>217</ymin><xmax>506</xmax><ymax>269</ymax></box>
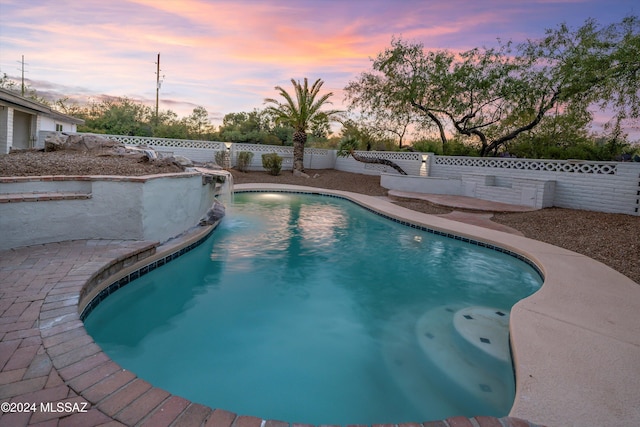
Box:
<box><xmin>292</xmin><ymin>130</ymin><xmax>306</xmax><ymax>173</ymax></box>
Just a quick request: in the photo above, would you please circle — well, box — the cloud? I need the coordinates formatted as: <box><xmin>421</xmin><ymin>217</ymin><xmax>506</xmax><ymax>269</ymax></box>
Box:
<box><xmin>1</xmin><ymin>0</ymin><xmax>636</xmax><ymax>133</ymax></box>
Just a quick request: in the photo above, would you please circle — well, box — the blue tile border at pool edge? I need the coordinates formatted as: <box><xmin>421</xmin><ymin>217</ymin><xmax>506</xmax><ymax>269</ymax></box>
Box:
<box><xmin>79</xmin><ymin>226</ymin><xmax>217</xmax><ymax>321</ymax></box>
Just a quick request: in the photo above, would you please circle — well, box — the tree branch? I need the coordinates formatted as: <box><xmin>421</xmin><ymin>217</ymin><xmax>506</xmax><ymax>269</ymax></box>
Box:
<box><xmin>348</xmin><ymin>149</ymin><xmax>408</xmax><ymax>175</ymax></box>
<box><xmin>483</xmin><ymin>89</ymin><xmax>562</xmax><ymax>155</ymax></box>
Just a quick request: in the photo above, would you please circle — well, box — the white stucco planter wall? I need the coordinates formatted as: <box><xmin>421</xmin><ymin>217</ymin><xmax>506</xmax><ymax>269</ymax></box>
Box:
<box><xmin>381</xmin><ymin>173</ymin><xmax>556</xmax><ymax>209</ymax></box>
<box><xmin>0</xmin><ymin>172</ymin><xmax>222</xmax><ymax>250</ymax></box>
<box><xmin>380</xmin><ymin>173</ymin><xmax>464</xmax><ymax>195</ymax></box>
<box><xmin>141</xmin><ymin>174</ymin><xmax>218</xmax><ymax>242</ymax></box>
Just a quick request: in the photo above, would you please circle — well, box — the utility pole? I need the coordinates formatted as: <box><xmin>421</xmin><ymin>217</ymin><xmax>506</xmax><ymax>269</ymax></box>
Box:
<box><xmin>155</xmin><ymin>53</ymin><xmax>164</xmax><ymax>127</ymax></box>
<box><xmin>18</xmin><ymin>55</ymin><xmax>27</xmax><ymax>96</ymax></box>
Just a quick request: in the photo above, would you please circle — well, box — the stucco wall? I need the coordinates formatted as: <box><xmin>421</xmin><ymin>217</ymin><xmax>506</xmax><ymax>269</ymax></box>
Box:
<box><xmin>0</xmin><ymin>172</ymin><xmax>221</xmax><ymax>250</ymax></box>
<box><xmin>380</xmin><ymin>174</ymin><xmax>463</xmax><ymax>195</ymax></box>
<box><xmin>141</xmin><ymin>174</ymin><xmax>219</xmax><ymax>242</ymax></box>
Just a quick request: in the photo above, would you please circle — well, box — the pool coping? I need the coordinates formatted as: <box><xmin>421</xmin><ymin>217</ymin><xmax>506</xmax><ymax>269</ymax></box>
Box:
<box><xmin>2</xmin><ymin>184</ymin><xmax>639</xmax><ymax>426</ymax></box>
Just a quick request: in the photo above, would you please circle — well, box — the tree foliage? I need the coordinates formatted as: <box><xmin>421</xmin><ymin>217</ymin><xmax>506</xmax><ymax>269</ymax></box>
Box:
<box><xmin>64</xmin><ymin>97</ymin><xmax>217</xmax><ymax>140</ymax></box>
<box><xmin>0</xmin><ymin>74</ymin><xmax>219</xmax><ymax>140</ymax></box>
<box><xmin>345</xmin><ymin>16</ymin><xmax>640</xmax><ymax>157</ymax></box>
<box><xmin>83</xmin><ymin>98</ymin><xmax>153</xmax><ymax>136</ymax></box>
<box><xmin>218</xmin><ymin>109</ymin><xmax>290</xmax><ymax>144</ymax></box>
<box><xmin>339</xmin><ymin>119</ymin><xmax>397</xmax><ymax>151</ymax></box>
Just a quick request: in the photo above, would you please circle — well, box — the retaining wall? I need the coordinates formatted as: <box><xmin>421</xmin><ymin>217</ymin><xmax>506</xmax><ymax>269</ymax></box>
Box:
<box><xmin>0</xmin><ymin>172</ymin><xmax>224</xmax><ymax>250</ymax></box>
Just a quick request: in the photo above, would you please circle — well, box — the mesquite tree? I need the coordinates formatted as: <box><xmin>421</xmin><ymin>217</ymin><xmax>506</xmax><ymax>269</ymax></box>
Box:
<box><xmin>345</xmin><ymin>16</ymin><xmax>639</xmax><ymax>156</ymax></box>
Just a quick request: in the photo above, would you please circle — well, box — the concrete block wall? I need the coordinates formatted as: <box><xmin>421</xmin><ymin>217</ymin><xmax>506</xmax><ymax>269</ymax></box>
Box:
<box><xmin>38</xmin><ymin>132</ymin><xmax>227</xmax><ymax>164</ymax></box>
<box><xmin>430</xmin><ymin>156</ymin><xmax>640</xmax><ymax>216</ymax></box>
<box><xmin>335</xmin><ymin>151</ymin><xmax>423</xmax><ymax>176</ymax></box>
<box><xmin>106</xmin><ymin>134</ymin><xmax>225</xmax><ymax>164</ymax></box>
<box><xmin>31</xmin><ymin>133</ymin><xmax>639</xmax><ymax>215</ymax></box>
<box><xmin>231</xmin><ymin>144</ymin><xmax>335</xmax><ymax>171</ymax></box>
<box><xmin>382</xmin><ymin>173</ymin><xmax>555</xmax><ymax>209</ymax></box>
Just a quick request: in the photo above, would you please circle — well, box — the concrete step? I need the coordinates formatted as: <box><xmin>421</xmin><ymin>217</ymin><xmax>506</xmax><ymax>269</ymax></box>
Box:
<box><xmin>0</xmin><ymin>191</ymin><xmax>92</xmax><ymax>203</ymax></box>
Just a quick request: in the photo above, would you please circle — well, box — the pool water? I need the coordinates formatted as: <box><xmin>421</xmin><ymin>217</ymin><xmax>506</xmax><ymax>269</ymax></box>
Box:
<box><xmin>84</xmin><ymin>192</ymin><xmax>542</xmax><ymax>425</ymax></box>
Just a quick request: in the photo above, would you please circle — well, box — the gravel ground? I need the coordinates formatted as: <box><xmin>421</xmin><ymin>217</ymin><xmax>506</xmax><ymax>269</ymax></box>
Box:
<box><xmin>0</xmin><ymin>150</ymin><xmax>184</xmax><ymax>176</ymax></box>
<box><xmin>1</xmin><ymin>150</ymin><xmax>638</xmax><ymax>284</ymax></box>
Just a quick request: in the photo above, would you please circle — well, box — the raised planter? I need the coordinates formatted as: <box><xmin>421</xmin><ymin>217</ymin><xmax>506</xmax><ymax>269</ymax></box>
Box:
<box><xmin>381</xmin><ymin>173</ymin><xmax>555</xmax><ymax>209</ymax></box>
<box><xmin>0</xmin><ymin>171</ymin><xmax>229</xmax><ymax>250</ymax></box>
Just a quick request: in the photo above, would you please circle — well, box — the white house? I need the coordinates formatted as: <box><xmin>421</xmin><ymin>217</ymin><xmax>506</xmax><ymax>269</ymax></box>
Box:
<box><xmin>0</xmin><ymin>87</ymin><xmax>84</xmax><ymax>154</ymax></box>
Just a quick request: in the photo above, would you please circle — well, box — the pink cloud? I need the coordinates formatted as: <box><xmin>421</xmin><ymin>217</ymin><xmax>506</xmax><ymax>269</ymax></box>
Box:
<box><xmin>1</xmin><ymin>0</ymin><xmax>636</xmax><ymax>135</ymax></box>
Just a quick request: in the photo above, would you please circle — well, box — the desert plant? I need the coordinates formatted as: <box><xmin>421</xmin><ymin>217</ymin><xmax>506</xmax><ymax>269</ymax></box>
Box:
<box><xmin>262</xmin><ymin>153</ymin><xmax>282</xmax><ymax>176</ymax></box>
<box><xmin>214</xmin><ymin>150</ymin><xmax>226</xmax><ymax>167</ymax></box>
<box><xmin>236</xmin><ymin>151</ymin><xmax>254</xmax><ymax>172</ymax></box>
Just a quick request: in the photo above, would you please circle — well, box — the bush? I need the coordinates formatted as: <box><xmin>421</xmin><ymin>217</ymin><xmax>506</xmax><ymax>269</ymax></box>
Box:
<box><xmin>236</xmin><ymin>151</ymin><xmax>254</xmax><ymax>172</ymax></box>
<box><xmin>214</xmin><ymin>150</ymin><xmax>226</xmax><ymax>167</ymax></box>
<box><xmin>443</xmin><ymin>140</ymin><xmax>480</xmax><ymax>156</ymax></box>
<box><xmin>262</xmin><ymin>153</ymin><xmax>282</xmax><ymax>176</ymax></box>
<box><xmin>411</xmin><ymin>139</ymin><xmax>443</xmax><ymax>155</ymax></box>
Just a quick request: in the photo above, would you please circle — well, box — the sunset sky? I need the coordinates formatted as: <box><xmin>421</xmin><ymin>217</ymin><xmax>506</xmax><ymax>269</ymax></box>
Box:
<box><xmin>0</xmin><ymin>0</ymin><xmax>637</xmax><ymax>131</ymax></box>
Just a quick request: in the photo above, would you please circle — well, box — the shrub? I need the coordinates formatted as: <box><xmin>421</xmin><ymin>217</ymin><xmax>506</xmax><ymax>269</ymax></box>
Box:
<box><xmin>214</xmin><ymin>150</ymin><xmax>226</xmax><ymax>167</ymax></box>
<box><xmin>411</xmin><ymin>139</ymin><xmax>443</xmax><ymax>155</ymax></box>
<box><xmin>262</xmin><ymin>153</ymin><xmax>282</xmax><ymax>176</ymax></box>
<box><xmin>443</xmin><ymin>140</ymin><xmax>480</xmax><ymax>156</ymax></box>
<box><xmin>236</xmin><ymin>151</ymin><xmax>254</xmax><ymax>172</ymax></box>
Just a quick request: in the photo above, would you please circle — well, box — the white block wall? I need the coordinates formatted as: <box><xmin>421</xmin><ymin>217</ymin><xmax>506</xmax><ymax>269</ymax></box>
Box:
<box><xmin>335</xmin><ymin>151</ymin><xmax>423</xmax><ymax>176</ymax></box>
<box><xmin>231</xmin><ymin>144</ymin><xmax>336</xmax><ymax>171</ymax></box>
<box><xmin>430</xmin><ymin>156</ymin><xmax>640</xmax><ymax>216</ymax></box>
<box><xmin>104</xmin><ymin>134</ymin><xmax>226</xmax><ymax>164</ymax></box>
<box><xmin>40</xmin><ymin>134</ymin><xmax>639</xmax><ymax>215</ymax></box>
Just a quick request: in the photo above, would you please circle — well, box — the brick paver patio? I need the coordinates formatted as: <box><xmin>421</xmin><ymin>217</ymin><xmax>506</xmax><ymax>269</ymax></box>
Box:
<box><xmin>0</xmin><ymin>239</ymin><xmax>544</xmax><ymax>427</ymax></box>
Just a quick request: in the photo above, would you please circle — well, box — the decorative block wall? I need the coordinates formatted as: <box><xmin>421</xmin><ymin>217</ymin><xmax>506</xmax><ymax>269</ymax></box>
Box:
<box><xmin>34</xmin><ymin>132</ymin><xmax>640</xmax><ymax>216</ymax></box>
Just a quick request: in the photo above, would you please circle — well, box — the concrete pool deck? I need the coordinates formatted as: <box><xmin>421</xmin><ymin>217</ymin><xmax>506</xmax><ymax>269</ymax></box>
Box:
<box><xmin>1</xmin><ymin>184</ymin><xmax>639</xmax><ymax>426</ymax></box>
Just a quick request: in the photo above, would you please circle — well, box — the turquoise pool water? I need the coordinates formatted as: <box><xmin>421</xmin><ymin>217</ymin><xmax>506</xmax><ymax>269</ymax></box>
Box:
<box><xmin>84</xmin><ymin>192</ymin><xmax>542</xmax><ymax>425</ymax></box>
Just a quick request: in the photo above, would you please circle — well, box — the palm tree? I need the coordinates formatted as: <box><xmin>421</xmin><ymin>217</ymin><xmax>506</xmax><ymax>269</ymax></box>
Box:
<box><xmin>265</xmin><ymin>78</ymin><xmax>342</xmax><ymax>174</ymax></box>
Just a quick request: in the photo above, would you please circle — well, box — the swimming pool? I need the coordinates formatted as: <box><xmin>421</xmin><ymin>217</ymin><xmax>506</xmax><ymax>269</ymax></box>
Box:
<box><xmin>84</xmin><ymin>191</ymin><xmax>543</xmax><ymax>425</ymax></box>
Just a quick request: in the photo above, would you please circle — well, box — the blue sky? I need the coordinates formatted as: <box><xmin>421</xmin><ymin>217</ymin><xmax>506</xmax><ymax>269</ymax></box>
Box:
<box><xmin>0</xmin><ymin>0</ymin><xmax>637</xmax><ymax>133</ymax></box>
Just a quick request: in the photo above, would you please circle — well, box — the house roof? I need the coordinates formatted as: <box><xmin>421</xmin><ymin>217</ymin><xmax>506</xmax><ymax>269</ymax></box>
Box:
<box><xmin>0</xmin><ymin>87</ymin><xmax>85</xmax><ymax>125</ymax></box>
